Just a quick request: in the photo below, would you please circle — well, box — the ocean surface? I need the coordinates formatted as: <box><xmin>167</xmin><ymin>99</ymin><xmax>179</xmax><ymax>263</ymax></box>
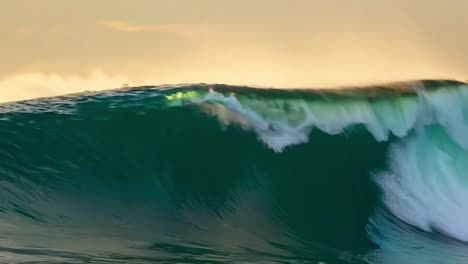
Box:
<box><xmin>0</xmin><ymin>80</ymin><xmax>468</xmax><ymax>263</ymax></box>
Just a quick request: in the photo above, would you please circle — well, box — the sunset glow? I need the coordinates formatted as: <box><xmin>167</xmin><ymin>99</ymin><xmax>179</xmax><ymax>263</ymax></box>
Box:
<box><xmin>1</xmin><ymin>0</ymin><xmax>468</xmax><ymax>102</ymax></box>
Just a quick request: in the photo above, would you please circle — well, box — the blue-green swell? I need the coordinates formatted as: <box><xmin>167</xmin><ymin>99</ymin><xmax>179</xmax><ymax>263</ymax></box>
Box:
<box><xmin>0</xmin><ymin>80</ymin><xmax>468</xmax><ymax>263</ymax></box>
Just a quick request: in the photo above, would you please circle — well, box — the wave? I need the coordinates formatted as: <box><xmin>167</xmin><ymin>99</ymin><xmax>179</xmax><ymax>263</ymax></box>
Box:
<box><xmin>0</xmin><ymin>80</ymin><xmax>467</xmax><ymax>263</ymax></box>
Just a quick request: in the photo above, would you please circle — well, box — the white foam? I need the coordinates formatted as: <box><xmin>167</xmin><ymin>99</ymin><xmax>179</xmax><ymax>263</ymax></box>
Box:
<box><xmin>179</xmin><ymin>83</ymin><xmax>468</xmax><ymax>152</ymax></box>
<box><xmin>374</xmin><ymin>127</ymin><xmax>468</xmax><ymax>242</ymax></box>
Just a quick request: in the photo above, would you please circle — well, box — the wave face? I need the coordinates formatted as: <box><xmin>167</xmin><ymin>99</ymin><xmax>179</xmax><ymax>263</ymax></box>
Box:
<box><xmin>0</xmin><ymin>80</ymin><xmax>468</xmax><ymax>263</ymax></box>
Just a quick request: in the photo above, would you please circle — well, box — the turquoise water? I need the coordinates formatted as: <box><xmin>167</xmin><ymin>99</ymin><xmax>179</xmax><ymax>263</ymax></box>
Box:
<box><xmin>0</xmin><ymin>80</ymin><xmax>468</xmax><ymax>263</ymax></box>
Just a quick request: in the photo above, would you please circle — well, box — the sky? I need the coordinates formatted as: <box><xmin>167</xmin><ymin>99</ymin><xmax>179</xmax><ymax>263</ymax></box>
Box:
<box><xmin>1</xmin><ymin>0</ymin><xmax>468</xmax><ymax>102</ymax></box>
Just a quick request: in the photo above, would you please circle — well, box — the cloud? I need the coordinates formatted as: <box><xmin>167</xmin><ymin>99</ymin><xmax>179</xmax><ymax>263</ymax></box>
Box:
<box><xmin>0</xmin><ymin>72</ymin><xmax>132</xmax><ymax>103</ymax></box>
<box><xmin>99</xmin><ymin>20</ymin><xmax>192</xmax><ymax>33</ymax></box>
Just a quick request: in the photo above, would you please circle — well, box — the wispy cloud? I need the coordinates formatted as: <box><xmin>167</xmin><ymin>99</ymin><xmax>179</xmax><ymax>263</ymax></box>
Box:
<box><xmin>15</xmin><ymin>27</ymin><xmax>34</xmax><ymax>36</ymax></box>
<box><xmin>99</xmin><ymin>20</ymin><xmax>193</xmax><ymax>33</ymax></box>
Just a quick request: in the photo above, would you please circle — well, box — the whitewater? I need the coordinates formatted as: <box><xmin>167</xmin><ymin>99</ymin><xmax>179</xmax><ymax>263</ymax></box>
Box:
<box><xmin>0</xmin><ymin>79</ymin><xmax>467</xmax><ymax>263</ymax></box>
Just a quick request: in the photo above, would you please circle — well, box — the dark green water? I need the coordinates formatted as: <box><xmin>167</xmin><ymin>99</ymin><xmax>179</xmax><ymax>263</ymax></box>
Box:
<box><xmin>1</xmin><ymin>80</ymin><xmax>468</xmax><ymax>263</ymax></box>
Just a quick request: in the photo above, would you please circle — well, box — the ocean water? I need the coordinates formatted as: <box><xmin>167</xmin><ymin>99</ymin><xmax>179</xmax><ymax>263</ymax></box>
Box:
<box><xmin>0</xmin><ymin>80</ymin><xmax>467</xmax><ymax>263</ymax></box>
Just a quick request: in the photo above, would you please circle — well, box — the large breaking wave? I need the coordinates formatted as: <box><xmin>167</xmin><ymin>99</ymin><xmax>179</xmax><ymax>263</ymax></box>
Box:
<box><xmin>0</xmin><ymin>80</ymin><xmax>467</xmax><ymax>263</ymax></box>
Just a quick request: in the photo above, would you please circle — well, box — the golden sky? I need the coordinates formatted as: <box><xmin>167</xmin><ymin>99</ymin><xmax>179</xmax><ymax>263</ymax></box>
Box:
<box><xmin>1</xmin><ymin>0</ymin><xmax>468</xmax><ymax>102</ymax></box>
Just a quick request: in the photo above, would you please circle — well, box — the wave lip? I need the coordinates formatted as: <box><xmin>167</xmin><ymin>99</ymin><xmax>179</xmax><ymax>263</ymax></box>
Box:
<box><xmin>164</xmin><ymin>80</ymin><xmax>468</xmax><ymax>152</ymax></box>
